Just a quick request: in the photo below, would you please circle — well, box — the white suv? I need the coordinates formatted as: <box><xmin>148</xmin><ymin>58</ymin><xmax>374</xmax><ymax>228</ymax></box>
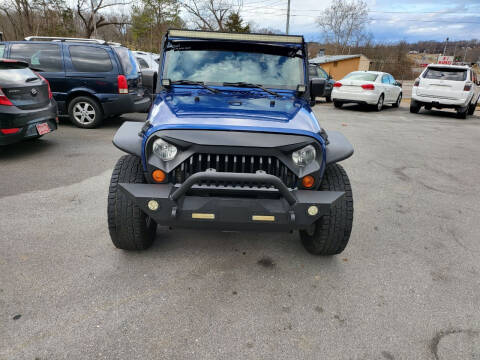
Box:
<box><xmin>411</xmin><ymin>64</ymin><xmax>479</xmax><ymax>119</ymax></box>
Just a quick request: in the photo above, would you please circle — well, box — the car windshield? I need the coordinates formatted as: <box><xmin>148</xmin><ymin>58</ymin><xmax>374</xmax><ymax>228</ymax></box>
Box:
<box><xmin>343</xmin><ymin>72</ymin><xmax>378</xmax><ymax>81</ymax></box>
<box><xmin>163</xmin><ymin>49</ymin><xmax>304</xmax><ymax>90</ymax></box>
<box><xmin>424</xmin><ymin>67</ymin><xmax>467</xmax><ymax>81</ymax></box>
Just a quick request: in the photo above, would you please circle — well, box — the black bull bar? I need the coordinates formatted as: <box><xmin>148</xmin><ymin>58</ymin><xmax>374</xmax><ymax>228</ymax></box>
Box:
<box><xmin>119</xmin><ymin>170</ymin><xmax>344</xmax><ymax>231</ymax></box>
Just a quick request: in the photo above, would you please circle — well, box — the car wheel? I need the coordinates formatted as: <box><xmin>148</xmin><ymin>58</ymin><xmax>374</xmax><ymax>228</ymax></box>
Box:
<box><xmin>375</xmin><ymin>94</ymin><xmax>384</xmax><ymax>111</ymax></box>
<box><xmin>410</xmin><ymin>100</ymin><xmax>421</xmax><ymax>114</ymax></box>
<box><xmin>325</xmin><ymin>95</ymin><xmax>332</xmax><ymax>103</ymax></box>
<box><xmin>68</xmin><ymin>96</ymin><xmax>103</xmax><ymax>129</ymax></box>
<box><xmin>392</xmin><ymin>93</ymin><xmax>402</xmax><ymax>108</ymax></box>
<box><xmin>468</xmin><ymin>100</ymin><xmax>477</xmax><ymax>115</ymax></box>
<box><xmin>300</xmin><ymin>164</ymin><xmax>353</xmax><ymax>255</ymax></box>
<box><xmin>107</xmin><ymin>155</ymin><xmax>157</xmax><ymax>250</ymax></box>
<box><xmin>456</xmin><ymin>106</ymin><xmax>468</xmax><ymax>119</ymax></box>
<box><xmin>333</xmin><ymin>101</ymin><xmax>342</xmax><ymax>108</ymax></box>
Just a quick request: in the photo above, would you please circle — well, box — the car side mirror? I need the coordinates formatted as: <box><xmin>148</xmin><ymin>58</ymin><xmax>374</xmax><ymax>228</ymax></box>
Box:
<box><xmin>310</xmin><ymin>78</ymin><xmax>326</xmax><ymax>105</ymax></box>
<box><xmin>141</xmin><ymin>69</ymin><xmax>157</xmax><ymax>94</ymax></box>
<box><xmin>395</xmin><ymin>81</ymin><xmax>402</xmax><ymax>87</ymax></box>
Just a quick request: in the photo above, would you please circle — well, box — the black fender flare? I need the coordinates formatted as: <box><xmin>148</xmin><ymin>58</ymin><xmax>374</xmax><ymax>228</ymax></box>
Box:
<box><xmin>112</xmin><ymin>121</ymin><xmax>144</xmax><ymax>157</ymax></box>
<box><xmin>325</xmin><ymin>130</ymin><xmax>354</xmax><ymax>165</ymax></box>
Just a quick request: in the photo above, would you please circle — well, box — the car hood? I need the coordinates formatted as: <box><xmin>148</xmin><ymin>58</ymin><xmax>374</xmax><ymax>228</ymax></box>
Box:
<box><xmin>146</xmin><ymin>92</ymin><xmax>322</xmax><ymax>136</ymax></box>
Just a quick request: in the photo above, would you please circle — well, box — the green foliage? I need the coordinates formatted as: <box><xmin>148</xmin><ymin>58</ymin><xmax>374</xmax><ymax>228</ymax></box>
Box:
<box><xmin>224</xmin><ymin>12</ymin><xmax>250</xmax><ymax>33</ymax></box>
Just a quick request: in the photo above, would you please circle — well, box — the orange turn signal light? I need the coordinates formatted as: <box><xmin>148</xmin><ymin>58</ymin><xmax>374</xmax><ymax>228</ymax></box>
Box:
<box><xmin>301</xmin><ymin>175</ymin><xmax>315</xmax><ymax>189</ymax></box>
<box><xmin>152</xmin><ymin>169</ymin><xmax>166</xmax><ymax>183</ymax></box>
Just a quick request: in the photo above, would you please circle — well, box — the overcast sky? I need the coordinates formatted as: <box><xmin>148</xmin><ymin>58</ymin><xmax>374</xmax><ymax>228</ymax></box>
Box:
<box><xmin>240</xmin><ymin>0</ymin><xmax>480</xmax><ymax>43</ymax></box>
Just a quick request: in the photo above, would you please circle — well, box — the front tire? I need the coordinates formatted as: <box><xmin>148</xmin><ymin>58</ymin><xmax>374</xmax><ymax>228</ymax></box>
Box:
<box><xmin>456</xmin><ymin>106</ymin><xmax>468</xmax><ymax>119</ymax></box>
<box><xmin>300</xmin><ymin>164</ymin><xmax>353</xmax><ymax>255</ymax></box>
<box><xmin>68</xmin><ymin>96</ymin><xmax>103</xmax><ymax>128</ymax></box>
<box><xmin>107</xmin><ymin>155</ymin><xmax>157</xmax><ymax>250</ymax></box>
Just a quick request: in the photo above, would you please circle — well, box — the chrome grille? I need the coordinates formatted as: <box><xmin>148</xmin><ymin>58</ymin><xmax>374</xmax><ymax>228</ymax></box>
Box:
<box><xmin>173</xmin><ymin>153</ymin><xmax>298</xmax><ymax>188</ymax></box>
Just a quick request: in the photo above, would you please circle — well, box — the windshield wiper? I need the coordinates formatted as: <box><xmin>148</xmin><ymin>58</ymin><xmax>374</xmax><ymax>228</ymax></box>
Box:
<box><xmin>170</xmin><ymin>80</ymin><xmax>221</xmax><ymax>94</ymax></box>
<box><xmin>223</xmin><ymin>82</ymin><xmax>280</xmax><ymax>97</ymax></box>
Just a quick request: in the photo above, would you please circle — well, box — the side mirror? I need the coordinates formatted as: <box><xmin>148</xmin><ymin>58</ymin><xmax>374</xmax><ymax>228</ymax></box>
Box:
<box><xmin>310</xmin><ymin>78</ymin><xmax>326</xmax><ymax>105</ymax></box>
<box><xmin>395</xmin><ymin>81</ymin><xmax>402</xmax><ymax>87</ymax></box>
<box><xmin>141</xmin><ymin>69</ymin><xmax>157</xmax><ymax>94</ymax></box>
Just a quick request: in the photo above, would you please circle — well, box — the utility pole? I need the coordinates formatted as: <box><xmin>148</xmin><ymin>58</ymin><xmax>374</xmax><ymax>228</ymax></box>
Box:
<box><xmin>286</xmin><ymin>0</ymin><xmax>291</xmax><ymax>35</ymax></box>
<box><xmin>463</xmin><ymin>46</ymin><xmax>468</xmax><ymax>63</ymax></box>
<box><xmin>442</xmin><ymin>37</ymin><xmax>449</xmax><ymax>56</ymax></box>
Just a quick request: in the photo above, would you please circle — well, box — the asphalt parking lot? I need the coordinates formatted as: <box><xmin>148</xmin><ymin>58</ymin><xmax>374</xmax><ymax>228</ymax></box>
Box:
<box><xmin>1</xmin><ymin>103</ymin><xmax>480</xmax><ymax>360</ymax></box>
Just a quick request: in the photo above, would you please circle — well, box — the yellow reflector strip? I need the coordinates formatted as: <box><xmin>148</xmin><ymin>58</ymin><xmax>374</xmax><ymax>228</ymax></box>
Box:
<box><xmin>192</xmin><ymin>213</ymin><xmax>215</xmax><ymax>219</ymax></box>
<box><xmin>169</xmin><ymin>29</ymin><xmax>303</xmax><ymax>44</ymax></box>
<box><xmin>252</xmin><ymin>215</ymin><xmax>275</xmax><ymax>222</ymax></box>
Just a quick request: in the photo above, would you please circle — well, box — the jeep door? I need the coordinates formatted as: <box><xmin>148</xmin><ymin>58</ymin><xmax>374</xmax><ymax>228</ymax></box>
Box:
<box><xmin>7</xmin><ymin>42</ymin><xmax>66</xmax><ymax>101</ymax></box>
<box><xmin>64</xmin><ymin>44</ymin><xmax>117</xmax><ymax>98</ymax></box>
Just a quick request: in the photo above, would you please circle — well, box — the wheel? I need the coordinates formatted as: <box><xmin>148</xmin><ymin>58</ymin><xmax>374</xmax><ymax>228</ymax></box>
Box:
<box><xmin>410</xmin><ymin>100</ymin><xmax>420</xmax><ymax>114</ymax></box>
<box><xmin>374</xmin><ymin>94</ymin><xmax>384</xmax><ymax>111</ymax></box>
<box><xmin>468</xmin><ymin>99</ymin><xmax>477</xmax><ymax>115</ymax></box>
<box><xmin>325</xmin><ymin>95</ymin><xmax>332</xmax><ymax>103</ymax></box>
<box><xmin>68</xmin><ymin>96</ymin><xmax>103</xmax><ymax>128</ymax></box>
<box><xmin>107</xmin><ymin>155</ymin><xmax>157</xmax><ymax>250</ymax></box>
<box><xmin>300</xmin><ymin>164</ymin><xmax>353</xmax><ymax>255</ymax></box>
<box><xmin>392</xmin><ymin>93</ymin><xmax>402</xmax><ymax>108</ymax></box>
<box><xmin>333</xmin><ymin>101</ymin><xmax>342</xmax><ymax>108</ymax></box>
<box><xmin>456</xmin><ymin>106</ymin><xmax>468</xmax><ymax>119</ymax></box>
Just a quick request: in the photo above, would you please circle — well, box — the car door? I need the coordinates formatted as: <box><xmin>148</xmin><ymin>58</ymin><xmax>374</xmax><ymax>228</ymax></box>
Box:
<box><xmin>64</xmin><ymin>44</ymin><xmax>117</xmax><ymax>97</ymax></box>
<box><xmin>7</xmin><ymin>42</ymin><xmax>66</xmax><ymax>100</ymax></box>
<box><xmin>381</xmin><ymin>74</ymin><xmax>392</xmax><ymax>101</ymax></box>
<box><xmin>389</xmin><ymin>74</ymin><xmax>401</xmax><ymax>100</ymax></box>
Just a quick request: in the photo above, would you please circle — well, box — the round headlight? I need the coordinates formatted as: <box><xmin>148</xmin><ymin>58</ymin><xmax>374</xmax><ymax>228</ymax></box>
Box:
<box><xmin>152</xmin><ymin>138</ymin><xmax>177</xmax><ymax>161</ymax></box>
<box><xmin>292</xmin><ymin>145</ymin><xmax>316</xmax><ymax>167</ymax></box>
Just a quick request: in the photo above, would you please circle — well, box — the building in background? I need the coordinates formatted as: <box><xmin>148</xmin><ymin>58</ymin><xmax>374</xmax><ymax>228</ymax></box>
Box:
<box><xmin>309</xmin><ymin>53</ymin><xmax>370</xmax><ymax>80</ymax></box>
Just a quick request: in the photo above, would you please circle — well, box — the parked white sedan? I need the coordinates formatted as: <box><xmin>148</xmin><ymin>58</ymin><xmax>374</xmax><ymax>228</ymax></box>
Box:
<box><xmin>332</xmin><ymin>71</ymin><xmax>403</xmax><ymax>111</ymax></box>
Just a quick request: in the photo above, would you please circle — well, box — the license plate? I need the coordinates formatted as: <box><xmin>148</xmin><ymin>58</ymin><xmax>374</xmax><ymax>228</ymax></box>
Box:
<box><xmin>36</xmin><ymin>123</ymin><xmax>50</xmax><ymax>135</ymax></box>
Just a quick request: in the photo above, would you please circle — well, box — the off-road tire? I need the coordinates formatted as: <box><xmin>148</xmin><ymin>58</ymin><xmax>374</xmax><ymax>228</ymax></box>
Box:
<box><xmin>68</xmin><ymin>96</ymin><xmax>103</xmax><ymax>129</ymax></box>
<box><xmin>468</xmin><ymin>99</ymin><xmax>477</xmax><ymax>115</ymax></box>
<box><xmin>410</xmin><ymin>100</ymin><xmax>421</xmax><ymax>113</ymax></box>
<box><xmin>107</xmin><ymin>155</ymin><xmax>157</xmax><ymax>250</ymax></box>
<box><xmin>392</xmin><ymin>93</ymin><xmax>402</xmax><ymax>108</ymax></box>
<box><xmin>333</xmin><ymin>101</ymin><xmax>342</xmax><ymax>108</ymax></box>
<box><xmin>300</xmin><ymin>164</ymin><xmax>354</xmax><ymax>255</ymax></box>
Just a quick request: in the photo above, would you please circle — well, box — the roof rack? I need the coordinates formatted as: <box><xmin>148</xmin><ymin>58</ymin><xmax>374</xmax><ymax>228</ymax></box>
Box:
<box><xmin>24</xmin><ymin>36</ymin><xmax>121</xmax><ymax>46</ymax></box>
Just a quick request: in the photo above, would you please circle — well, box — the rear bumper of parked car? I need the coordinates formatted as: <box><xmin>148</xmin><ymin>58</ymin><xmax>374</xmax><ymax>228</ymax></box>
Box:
<box><xmin>332</xmin><ymin>90</ymin><xmax>379</xmax><ymax>105</ymax></box>
<box><xmin>412</xmin><ymin>90</ymin><xmax>471</xmax><ymax>108</ymax></box>
<box><xmin>119</xmin><ymin>170</ymin><xmax>344</xmax><ymax>231</ymax></box>
<box><xmin>0</xmin><ymin>100</ymin><xmax>58</xmax><ymax>145</ymax></box>
<box><xmin>102</xmin><ymin>93</ymin><xmax>151</xmax><ymax>116</ymax></box>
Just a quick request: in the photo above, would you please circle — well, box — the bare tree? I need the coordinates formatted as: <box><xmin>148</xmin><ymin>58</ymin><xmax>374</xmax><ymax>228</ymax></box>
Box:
<box><xmin>316</xmin><ymin>0</ymin><xmax>369</xmax><ymax>54</ymax></box>
<box><xmin>76</xmin><ymin>0</ymin><xmax>130</xmax><ymax>38</ymax></box>
<box><xmin>181</xmin><ymin>0</ymin><xmax>242</xmax><ymax>31</ymax></box>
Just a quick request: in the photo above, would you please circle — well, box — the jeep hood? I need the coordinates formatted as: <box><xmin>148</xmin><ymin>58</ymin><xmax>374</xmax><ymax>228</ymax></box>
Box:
<box><xmin>147</xmin><ymin>92</ymin><xmax>322</xmax><ymax>135</ymax></box>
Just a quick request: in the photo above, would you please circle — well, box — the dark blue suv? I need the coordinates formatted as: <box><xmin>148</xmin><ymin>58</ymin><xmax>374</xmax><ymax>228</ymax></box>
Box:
<box><xmin>0</xmin><ymin>37</ymin><xmax>150</xmax><ymax>128</ymax></box>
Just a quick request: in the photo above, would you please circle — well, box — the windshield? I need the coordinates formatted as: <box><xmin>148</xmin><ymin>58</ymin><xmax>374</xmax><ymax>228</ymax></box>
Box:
<box><xmin>424</xmin><ymin>67</ymin><xmax>467</xmax><ymax>81</ymax></box>
<box><xmin>343</xmin><ymin>72</ymin><xmax>378</xmax><ymax>81</ymax></box>
<box><xmin>163</xmin><ymin>49</ymin><xmax>304</xmax><ymax>89</ymax></box>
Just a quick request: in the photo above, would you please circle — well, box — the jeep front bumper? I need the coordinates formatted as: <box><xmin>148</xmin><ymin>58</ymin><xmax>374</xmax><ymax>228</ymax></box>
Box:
<box><xmin>119</xmin><ymin>171</ymin><xmax>344</xmax><ymax>231</ymax></box>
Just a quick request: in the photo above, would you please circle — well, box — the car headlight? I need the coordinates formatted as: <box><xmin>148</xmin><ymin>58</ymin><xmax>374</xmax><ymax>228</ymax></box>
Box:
<box><xmin>292</xmin><ymin>145</ymin><xmax>316</xmax><ymax>167</ymax></box>
<box><xmin>152</xmin><ymin>138</ymin><xmax>177</xmax><ymax>161</ymax></box>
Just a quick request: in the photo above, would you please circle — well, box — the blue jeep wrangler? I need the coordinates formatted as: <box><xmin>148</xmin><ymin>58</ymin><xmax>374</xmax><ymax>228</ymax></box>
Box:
<box><xmin>0</xmin><ymin>37</ymin><xmax>150</xmax><ymax>128</ymax></box>
<box><xmin>108</xmin><ymin>30</ymin><xmax>354</xmax><ymax>255</ymax></box>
